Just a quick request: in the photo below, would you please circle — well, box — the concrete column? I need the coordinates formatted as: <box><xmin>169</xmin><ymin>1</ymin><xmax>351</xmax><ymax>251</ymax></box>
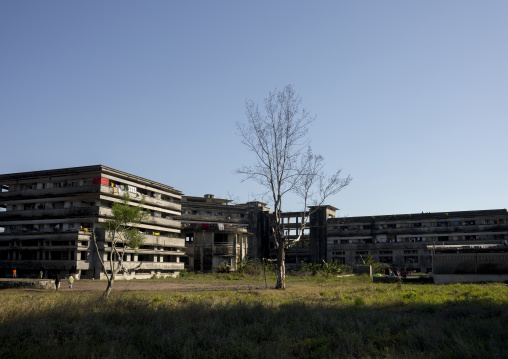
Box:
<box><xmin>134</xmin><ymin>254</ymin><xmax>138</xmax><ymax>261</ymax></box>
<box><xmin>200</xmin><ymin>247</ymin><xmax>204</xmax><ymax>271</ymax></box>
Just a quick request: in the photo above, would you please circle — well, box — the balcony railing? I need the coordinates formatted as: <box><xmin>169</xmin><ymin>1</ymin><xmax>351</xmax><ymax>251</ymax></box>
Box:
<box><xmin>0</xmin><ymin>184</ymin><xmax>101</xmax><ymax>199</ymax></box>
<box><xmin>213</xmin><ymin>243</ymin><xmax>236</xmax><ymax>256</ymax></box>
<box><xmin>100</xmin><ymin>186</ymin><xmax>181</xmax><ymax>212</ymax></box>
<box><xmin>0</xmin><ymin>207</ymin><xmax>100</xmax><ymax>220</ymax></box>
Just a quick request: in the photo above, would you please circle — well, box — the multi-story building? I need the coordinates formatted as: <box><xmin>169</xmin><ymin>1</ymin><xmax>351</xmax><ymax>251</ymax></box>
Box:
<box><xmin>269</xmin><ymin>206</ymin><xmax>338</xmax><ymax>268</ymax></box>
<box><xmin>179</xmin><ymin>194</ymin><xmax>270</xmax><ymax>271</ymax></box>
<box><xmin>327</xmin><ymin>209</ymin><xmax>508</xmax><ymax>273</ymax></box>
<box><xmin>0</xmin><ymin>165</ymin><xmax>186</xmax><ymax>279</ymax></box>
<box><xmin>2</xmin><ymin>165</ymin><xmax>506</xmax><ymax>278</ymax></box>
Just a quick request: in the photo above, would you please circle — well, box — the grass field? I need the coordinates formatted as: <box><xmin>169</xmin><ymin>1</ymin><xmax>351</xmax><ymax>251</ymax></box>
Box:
<box><xmin>1</xmin><ymin>274</ymin><xmax>507</xmax><ymax>358</ymax></box>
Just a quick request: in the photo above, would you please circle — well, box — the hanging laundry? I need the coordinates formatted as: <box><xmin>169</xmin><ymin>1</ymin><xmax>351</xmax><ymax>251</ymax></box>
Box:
<box><xmin>202</xmin><ymin>223</ymin><xmax>210</xmax><ymax>230</ymax></box>
<box><xmin>218</xmin><ymin>223</ymin><xmax>224</xmax><ymax>231</ymax></box>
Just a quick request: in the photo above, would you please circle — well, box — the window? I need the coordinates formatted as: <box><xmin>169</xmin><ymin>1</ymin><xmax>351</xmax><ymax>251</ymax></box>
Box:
<box><xmin>404</xmin><ymin>256</ymin><xmax>418</xmax><ymax>263</ymax></box>
<box><xmin>379</xmin><ymin>256</ymin><xmax>393</xmax><ymax>263</ymax></box>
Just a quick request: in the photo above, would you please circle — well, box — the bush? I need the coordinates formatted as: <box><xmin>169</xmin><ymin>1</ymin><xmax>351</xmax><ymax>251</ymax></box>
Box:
<box><xmin>215</xmin><ymin>265</ymin><xmax>232</xmax><ymax>273</ymax></box>
<box><xmin>294</xmin><ymin>261</ymin><xmax>352</xmax><ymax>277</ymax></box>
<box><xmin>177</xmin><ymin>269</ymin><xmax>195</xmax><ymax>278</ymax></box>
<box><xmin>236</xmin><ymin>258</ymin><xmax>273</xmax><ymax>276</ymax></box>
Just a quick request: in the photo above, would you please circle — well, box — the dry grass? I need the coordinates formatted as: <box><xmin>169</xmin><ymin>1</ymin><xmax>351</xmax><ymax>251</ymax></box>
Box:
<box><xmin>1</xmin><ymin>275</ymin><xmax>508</xmax><ymax>358</ymax></box>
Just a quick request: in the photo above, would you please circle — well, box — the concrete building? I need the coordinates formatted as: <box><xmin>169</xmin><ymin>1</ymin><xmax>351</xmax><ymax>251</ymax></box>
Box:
<box><xmin>268</xmin><ymin>206</ymin><xmax>338</xmax><ymax>268</ymax></box>
<box><xmin>2</xmin><ymin>165</ymin><xmax>506</xmax><ymax>279</ymax></box>
<box><xmin>179</xmin><ymin>194</ymin><xmax>270</xmax><ymax>271</ymax></box>
<box><xmin>327</xmin><ymin>209</ymin><xmax>508</xmax><ymax>273</ymax></box>
<box><xmin>0</xmin><ymin>165</ymin><xmax>186</xmax><ymax>279</ymax></box>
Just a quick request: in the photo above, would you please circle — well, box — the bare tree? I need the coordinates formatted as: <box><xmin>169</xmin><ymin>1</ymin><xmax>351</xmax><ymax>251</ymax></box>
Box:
<box><xmin>93</xmin><ymin>193</ymin><xmax>150</xmax><ymax>299</ymax></box>
<box><xmin>236</xmin><ymin>85</ymin><xmax>351</xmax><ymax>289</ymax></box>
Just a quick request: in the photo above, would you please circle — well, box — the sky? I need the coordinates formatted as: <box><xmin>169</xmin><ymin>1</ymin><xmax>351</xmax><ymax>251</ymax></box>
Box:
<box><xmin>1</xmin><ymin>1</ymin><xmax>507</xmax><ymax>217</ymax></box>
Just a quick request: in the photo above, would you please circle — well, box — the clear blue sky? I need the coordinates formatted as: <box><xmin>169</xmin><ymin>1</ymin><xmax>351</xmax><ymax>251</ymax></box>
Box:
<box><xmin>1</xmin><ymin>1</ymin><xmax>507</xmax><ymax>216</ymax></box>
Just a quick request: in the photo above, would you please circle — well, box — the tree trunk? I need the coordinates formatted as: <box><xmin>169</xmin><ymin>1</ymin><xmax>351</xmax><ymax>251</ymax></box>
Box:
<box><xmin>275</xmin><ymin>239</ymin><xmax>286</xmax><ymax>289</ymax></box>
<box><xmin>104</xmin><ymin>277</ymin><xmax>114</xmax><ymax>300</ymax></box>
<box><xmin>104</xmin><ymin>267</ymin><xmax>116</xmax><ymax>300</ymax></box>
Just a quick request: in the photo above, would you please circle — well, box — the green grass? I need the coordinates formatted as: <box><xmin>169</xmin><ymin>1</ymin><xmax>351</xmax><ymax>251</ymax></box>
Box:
<box><xmin>1</xmin><ymin>275</ymin><xmax>508</xmax><ymax>358</ymax></box>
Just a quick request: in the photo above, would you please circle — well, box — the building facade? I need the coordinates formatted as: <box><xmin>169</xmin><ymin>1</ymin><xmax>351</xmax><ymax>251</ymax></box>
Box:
<box><xmin>179</xmin><ymin>194</ymin><xmax>270</xmax><ymax>271</ymax></box>
<box><xmin>0</xmin><ymin>165</ymin><xmax>186</xmax><ymax>279</ymax></box>
<box><xmin>267</xmin><ymin>206</ymin><xmax>337</xmax><ymax>268</ymax></box>
<box><xmin>327</xmin><ymin>209</ymin><xmax>508</xmax><ymax>273</ymax></box>
<box><xmin>1</xmin><ymin>165</ymin><xmax>506</xmax><ymax>278</ymax></box>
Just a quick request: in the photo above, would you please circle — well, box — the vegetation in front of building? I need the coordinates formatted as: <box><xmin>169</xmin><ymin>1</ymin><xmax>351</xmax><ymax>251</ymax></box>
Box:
<box><xmin>1</xmin><ymin>275</ymin><xmax>508</xmax><ymax>358</ymax></box>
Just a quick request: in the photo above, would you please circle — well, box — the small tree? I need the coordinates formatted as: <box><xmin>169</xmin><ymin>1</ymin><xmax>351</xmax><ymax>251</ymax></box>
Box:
<box><xmin>236</xmin><ymin>85</ymin><xmax>351</xmax><ymax>289</ymax></box>
<box><xmin>94</xmin><ymin>193</ymin><xmax>150</xmax><ymax>299</ymax></box>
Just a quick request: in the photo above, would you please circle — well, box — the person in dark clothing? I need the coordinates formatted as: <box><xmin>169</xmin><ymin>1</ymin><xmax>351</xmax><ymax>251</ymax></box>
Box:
<box><xmin>55</xmin><ymin>274</ymin><xmax>61</xmax><ymax>292</ymax></box>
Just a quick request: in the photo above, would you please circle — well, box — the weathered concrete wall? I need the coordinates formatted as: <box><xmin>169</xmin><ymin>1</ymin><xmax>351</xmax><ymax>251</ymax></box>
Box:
<box><xmin>433</xmin><ymin>274</ymin><xmax>508</xmax><ymax>284</ymax></box>
<box><xmin>433</xmin><ymin>252</ymin><xmax>508</xmax><ymax>275</ymax></box>
<box><xmin>0</xmin><ymin>279</ymin><xmax>54</xmax><ymax>289</ymax></box>
<box><xmin>354</xmin><ymin>265</ymin><xmax>373</xmax><ymax>276</ymax></box>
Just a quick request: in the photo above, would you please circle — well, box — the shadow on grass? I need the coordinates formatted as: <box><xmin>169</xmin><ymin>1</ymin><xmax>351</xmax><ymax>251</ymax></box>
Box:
<box><xmin>1</xmin><ymin>290</ymin><xmax>508</xmax><ymax>359</ymax></box>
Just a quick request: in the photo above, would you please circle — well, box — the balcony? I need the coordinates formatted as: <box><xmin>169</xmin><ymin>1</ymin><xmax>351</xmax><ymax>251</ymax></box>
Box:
<box><xmin>0</xmin><ymin>184</ymin><xmax>101</xmax><ymax>199</ymax></box>
<box><xmin>329</xmin><ymin>237</ymin><xmax>504</xmax><ymax>252</ymax></box>
<box><xmin>0</xmin><ymin>259</ymin><xmax>87</xmax><ymax>270</ymax></box>
<box><xmin>0</xmin><ymin>207</ymin><xmax>100</xmax><ymax>220</ymax></box>
<box><xmin>328</xmin><ymin>224</ymin><xmax>508</xmax><ymax>237</ymax></box>
<box><xmin>213</xmin><ymin>243</ymin><xmax>236</xmax><ymax>256</ymax></box>
<box><xmin>179</xmin><ymin>214</ymin><xmax>247</xmax><ymax>224</ymax></box>
<box><xmin>142</xmin><ymin>234</ymin><xmax>185</xmax><ymax>247</ymax></box>
<box><xmin>99</xmin><ymin>208</ymin><xmax>181</xmax><ymax>230</ymax></box>
<box><xmin>100</xmin><ymin>186</ymin><xmax>181</xmax><ymax>212</ymax></box>
<box><xmin>181</xmin><ymin>224</ymin><xmax>249</xmax><ymax>233</ymax></box>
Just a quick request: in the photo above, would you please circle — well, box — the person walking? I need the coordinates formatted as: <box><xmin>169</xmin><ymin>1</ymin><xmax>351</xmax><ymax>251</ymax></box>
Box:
<box><xmin>55</xmin><ymin>274</ymin><xmax>61</xmax><ymax>292</ymax></box>
<box><xmin>68</xmin><ymin>275</ymin><xmax>74</xmax><ymax>289</ymax></box>
<box><xmin>39</xmin><ymin>271</ymin><xmax>43</xmax><ymax>279</ymax></box>
<box><xmin>13</xmin><ymin>269</ymin><xmax>17</xmax><ymax>278</ymax></box>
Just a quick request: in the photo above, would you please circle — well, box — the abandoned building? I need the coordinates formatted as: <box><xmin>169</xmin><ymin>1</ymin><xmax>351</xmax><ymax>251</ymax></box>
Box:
<box><xmin>0</xmin><ymin>165</ymin><xmax>186</xmax><ymax>279</ymax></box>
<box><xmin>178</xmin><ymin>194</ymin><xmax>337</xmax><ymax>271</ymax></box>
<box><xmin>327</xmin><ymin>209</ymin><xmax>508</xmax><ymax>273</ymax></box>
<box><xmin>179</xmin><ymin>194</ymin><xmax>270</xmax><ymax>271</ymax></box>
<box><xmin>1</xmin><ymin>165</ymin><xmax>507</xmax><ymax>277</ymax></box>
<box><xmin>268</xmin><ymin>206</ymin><xmax>338</xmax><ymax>268</ymax></box>
<box><xmin>429</xmin><ymin>243</ymin><xmax>508</xmax><ymax>284</ymax></box>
